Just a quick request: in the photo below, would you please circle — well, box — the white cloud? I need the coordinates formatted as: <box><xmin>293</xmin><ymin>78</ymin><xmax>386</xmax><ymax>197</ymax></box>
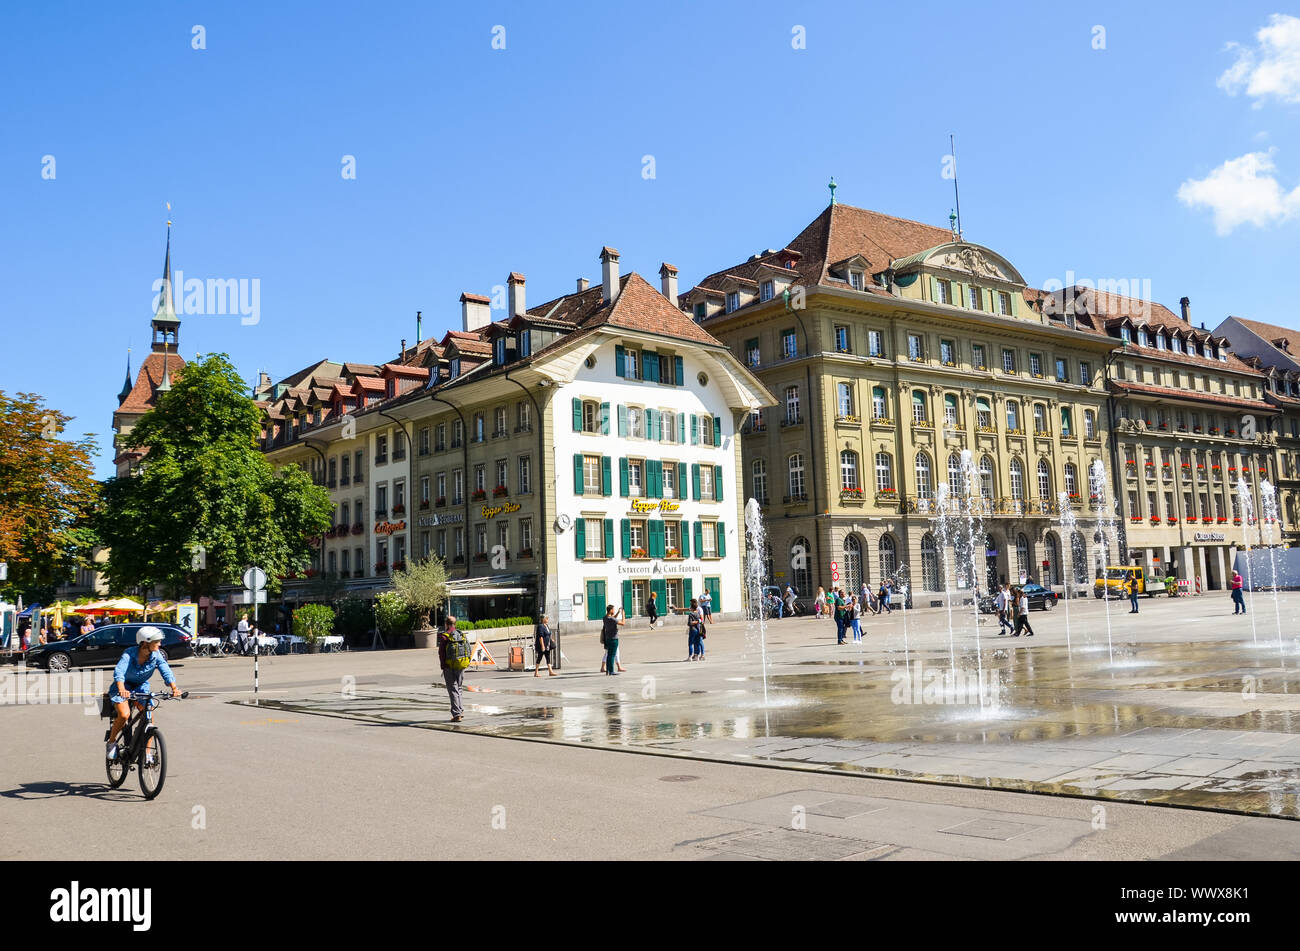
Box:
<box><xmin>1218</xmin><ymin>14</ymin><xmax>1300</xmax><ymax>106</ymax></box>
<box><xmin>1177</xmin><ymin>150</ymin><xmax>1300</xmax><ymax>234</ymax></box>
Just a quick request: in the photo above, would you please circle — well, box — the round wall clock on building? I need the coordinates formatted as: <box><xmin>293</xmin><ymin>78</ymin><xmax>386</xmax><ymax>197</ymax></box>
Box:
<box><xmin>698</xmin><ymin>372</ymin><xmax>708</xmax><ymax>386</ymax></box>
<box><xmin>585</xmin><ymin>355</ymin><xmax>597</xmax><ymax>369</ymax></box>
<box><xmin>554</xmin><ymin>514</ymin><xmax>572</xmax><ymax>532</ymax></box>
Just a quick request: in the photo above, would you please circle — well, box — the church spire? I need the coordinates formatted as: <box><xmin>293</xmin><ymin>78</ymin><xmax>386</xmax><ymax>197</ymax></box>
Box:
<box><xmin>118</xmin><ymin>348</ymin><xmax>133</xmax><ymax>403</ymax></box>
<box><xmin>151</xmin><ymin>216</ymin><xmax>180</xmax><ymax>353</ymax></box>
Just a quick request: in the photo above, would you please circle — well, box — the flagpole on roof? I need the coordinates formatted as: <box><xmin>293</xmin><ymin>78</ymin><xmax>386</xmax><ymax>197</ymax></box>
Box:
<box><xmin>950</xmin><ymin>134</ymin><xmax>963</xmax><ymax>242</ymax></box>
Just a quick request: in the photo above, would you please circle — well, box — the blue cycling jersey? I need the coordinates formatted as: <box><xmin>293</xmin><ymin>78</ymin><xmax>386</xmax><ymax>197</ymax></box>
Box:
<box><xmin>111</xmin><ymin>648</ymin><xmax>175</xmax><ymax>701</ymax></box>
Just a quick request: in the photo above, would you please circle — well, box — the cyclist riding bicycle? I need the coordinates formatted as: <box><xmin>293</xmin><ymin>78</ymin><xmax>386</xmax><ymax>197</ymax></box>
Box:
<box><xmin>106</xmin><ymin>626</ymin><xmax>181</xmax><ymax>761</ymax></box>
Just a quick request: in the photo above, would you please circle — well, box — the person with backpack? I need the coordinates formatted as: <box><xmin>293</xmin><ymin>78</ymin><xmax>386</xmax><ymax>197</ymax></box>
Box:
<box><xmin>534</xmin><ymin>614</ymin><xmax>555</xmax><ymax>677</ymax></box>
<box><xmin>600</xmin><ymin>605</ymin><xmax>624</xmax><ymax>675</ymax></box>
<box><xmin>686</xmin><ymin>598</ymin><xmax>705</xmax><ymax>661</ymax></box>
<box><xmin>438</xmin><ymin>615</ymin><xmax>471</xmax><ymax>721</ymax></box>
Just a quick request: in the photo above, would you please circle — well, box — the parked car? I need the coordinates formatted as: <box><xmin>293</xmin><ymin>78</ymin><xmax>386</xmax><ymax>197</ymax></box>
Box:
<box><xmin>24</xmin><ymin>623</ymin><xmax>193</xmax><ymax>672</ymax></box>
<box><xmin>979</xmin><ymin>584</ymin><xmax>1060</xmax><ymax>613</ymax></box>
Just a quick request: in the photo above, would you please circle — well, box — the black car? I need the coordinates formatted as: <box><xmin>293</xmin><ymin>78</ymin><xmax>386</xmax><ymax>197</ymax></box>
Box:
<box><xmin>25</xmin><ymin>623</ymin><xmax>193</xmax><ymax>672</ymax></box>
<box><xmin>979</xmin><ymin>584</ymin><xmax>1060</xmax><ymax>613</ymax></box>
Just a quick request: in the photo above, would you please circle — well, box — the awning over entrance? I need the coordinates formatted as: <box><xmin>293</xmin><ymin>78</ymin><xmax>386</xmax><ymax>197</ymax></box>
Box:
<box><xmin>445</xmin><ymin>573</ymin><xmax>535</xmax><ymax>597</ymax></box>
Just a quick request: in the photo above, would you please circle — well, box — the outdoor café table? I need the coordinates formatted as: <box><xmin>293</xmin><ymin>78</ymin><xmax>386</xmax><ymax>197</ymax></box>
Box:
<box><xmin>321</xmin><ymin>635</ymin><xmax>344</xmax><ymax>652</ymax></box>
<box><xmin>275</xmin><ymin>634</ymin><xmax>305</xmax><ymax>654</ymax></box>
<box><xmin>195</xmin><ymin>636</ymin><xmax>222</xmax><ymax>657</ymax></box>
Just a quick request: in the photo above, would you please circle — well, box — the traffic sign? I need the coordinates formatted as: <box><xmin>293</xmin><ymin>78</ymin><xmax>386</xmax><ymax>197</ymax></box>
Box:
<box><xmin>830</xmin><ymin>561</ymin><xmax>839</xmax><ymax>571</ymax></box>
<box><xmin>243</xmin><ymin>566</ymin><xmax>267</xmax><ymax>591</ymax></box>
<box><xmin>831</xmin><ymin>569</ymin><xmax>840</xmax><ymax>582</ymax></box>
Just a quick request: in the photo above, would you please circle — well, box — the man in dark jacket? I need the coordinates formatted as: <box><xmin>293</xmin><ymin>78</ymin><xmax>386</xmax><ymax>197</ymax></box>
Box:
<box><xmin>437</xmin><ymin>615</ymin><xmax>465</xmax><ymax>721</ymax></box>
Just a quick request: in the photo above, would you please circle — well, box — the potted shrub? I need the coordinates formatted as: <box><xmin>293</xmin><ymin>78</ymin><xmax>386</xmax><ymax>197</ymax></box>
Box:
<box><xmin>293</xmin><ymin>603</ymin><xmax>336</xmax><ymax>653</ymax></box>
<box><xmin>391</xmin><ymin>557</ymin><xmax>449</xmax><ymax>648</ymax></box>
<box><xmin>374</xmin><ymin>591</ymin><xmax>416</xmax><ymax>647</ymax></box>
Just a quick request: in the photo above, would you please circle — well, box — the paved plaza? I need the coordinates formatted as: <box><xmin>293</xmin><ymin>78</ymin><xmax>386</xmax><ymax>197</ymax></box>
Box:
<box><xmin>3</xmin><ymin>591</ymin><xmax>1299</xmax><ymax>859</ymax></box>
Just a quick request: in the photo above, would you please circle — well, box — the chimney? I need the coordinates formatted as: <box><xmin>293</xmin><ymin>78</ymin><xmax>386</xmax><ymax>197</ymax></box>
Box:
<box><xmin>1180</xmin><ymin>296</ymin><xmax>1191</xmax><ymax>323</ymax></box>
<box><xmin>576</xmin><ymin>277</ymin><xmax>589</xmax><ymax>293</ymax></box>
<box><xmin>659</xmin><ymin>262</ymin><xmax>679</xmax><ymax>303</ymax></box>
<box><xmin>507</xmin><ymin>272</ymin><xmax>526</xmax><ymax>318</ymax></box>
<box><xmin>600</xmin><ymin>246</ymin><xmax>621</xmax><ymax>303</ymax></box>
<box><xmin>460</xmin><ymin>292</ymin><xmax>491</xmax><ymax>333</ymax></box>
<box><xmin>400</xmin><ymin>338</ymin><xmax>407</xmax><ymax>359</ymax></box>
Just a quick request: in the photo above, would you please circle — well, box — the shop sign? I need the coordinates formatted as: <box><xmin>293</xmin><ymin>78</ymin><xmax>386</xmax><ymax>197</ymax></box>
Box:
<box><xmin>630</xmin><ymin>499</ymin><xmax>681</xmax><ymax>514</ymax></box>
<box><xmin>618</xmin><ymin>562</ymin><xmax>702</xmax><ymax>576</ymax></box>
<box><xmin>1194</xmin><ymin>532</ymin><xmax>1226</xmax><ymax>543</ymax></box>
<box><xmin>375</xmin><ymin>520</ymin><xmax>406</xmax><ymax>536</ymax></box>
<box><xmin>482</xmin><ymin>502</ymin><xmax>521</xmax><ymax>520</ymax></box>
<box><xmin>417</xmin><ymin>513</ymin><xmax>463</xmax><ymax>527</ymax></box>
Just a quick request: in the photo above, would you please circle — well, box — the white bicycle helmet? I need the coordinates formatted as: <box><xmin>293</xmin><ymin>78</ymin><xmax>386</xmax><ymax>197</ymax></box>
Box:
<box><xmin>137</xmin><ymin>626</ymin><xmax>166</xmax><ymax>644</ymax></box>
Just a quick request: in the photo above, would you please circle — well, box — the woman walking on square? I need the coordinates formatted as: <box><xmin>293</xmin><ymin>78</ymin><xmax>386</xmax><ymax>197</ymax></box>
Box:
<box><xmin>850</xmin><ymin>595</ymin><xmax>863</xmax><ymax>643</ymax></box>
<box><xmin>1012</xmin><ymin>586</ymin><xmax>1035</xmax><ymax>637</ymax></box>
<box><xmin>686</xmin><ymin>598</ymin><xmax>705</xmax><ymax>660</ymax></box>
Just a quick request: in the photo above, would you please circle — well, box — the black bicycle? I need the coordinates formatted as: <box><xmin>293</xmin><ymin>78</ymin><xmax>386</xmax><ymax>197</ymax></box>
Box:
<box><xmin>105</xmin><ymin>690</ymin><xmax>187</xmax><ymax>799</ymax></box>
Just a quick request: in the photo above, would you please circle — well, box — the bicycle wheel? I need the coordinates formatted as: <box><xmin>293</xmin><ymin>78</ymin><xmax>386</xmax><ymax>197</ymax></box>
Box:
<box><xmin>138</xmin><ymin>729</ymin><xmax>167</xmax><ymax>799</ymax></box>
<box><xmin>106</xmin><ymin>726</ymin><xmax>129</xmax><ymax>789</ymax></box>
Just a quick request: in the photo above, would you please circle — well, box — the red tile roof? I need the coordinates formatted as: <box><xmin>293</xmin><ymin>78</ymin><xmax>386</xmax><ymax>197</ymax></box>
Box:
<box><xmin>1109</xmin><ymin>381</ymin><xmax>1275</xmax><ymax>412</ymax></box>
<box><xmin>116</xmin><ymin>353</ymin><xmax>187</xmax><ymax>415</ymax></box>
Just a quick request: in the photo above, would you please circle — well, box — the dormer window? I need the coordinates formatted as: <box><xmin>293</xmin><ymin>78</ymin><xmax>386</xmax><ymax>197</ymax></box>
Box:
<box><xmin>1156</xmin><ymin>332</ymin><xmax>1167</xmax><ymax>350</ymax></box>
<box><xmin>849</xmin><ymin>271</ymin><xmax>863</xmax><ymax>290</ymax></box>
<box><xmin>760</xmin><ymin>281</ymin><xmax>774</xmax><ymax>301</ymax></box>
<box><xmin>1218</xmin><ymin>347</ymin><xmax>1226</xmax><ymax>362</ymax></box>
<box><xmin>726</xmin><ymin>292</ymin><xmax>740</xmax><ymax>313</ymax></box>
<box><xmin>1171</xmin><ymin>337</ymin><xmax>1182</xmax><ymax>353</ymax></box>
<box><xmin>494</xmin><ymin>337</ymin><xmax>507</xmax><ymax>365</ymax></box>
<box><xmin>519</xmin><ymin>330</ymin><xmax>531</xmax><ymax>358</ymax></box>
<box><xmin>967</xmin><ymin>285</ymin><xmax>981</xmax><ymax>310</ymax></box>
<box><xmin>997</xmin><ymin>291</ymin><xmax>1011</xmax><ymax>315</ymax></box>
<box><xmin>694</xmin><ymin>302</ymin><xmax>707</xmax><ymax>320</ymax></box>
<box><xmin>1121</xmin><ymin>326</ymin><xmax>1132</xmax><ymax>343</ymax></box>
<box><xmin>449</xmin><ymin>358</ymin><xmax>461</xmax><ymax>378</ymax></box>
<box><xmin>1138</xmin><ymin>328</ymin><xmax>1149</xmax><ymax>347</ymax></box>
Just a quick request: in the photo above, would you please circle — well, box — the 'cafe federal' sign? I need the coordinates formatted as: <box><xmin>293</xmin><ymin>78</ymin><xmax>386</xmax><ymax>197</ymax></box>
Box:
<box><xmin>630</xmin><ymin>499</ymin><xmax>681</xmax><ymax>514</ymax></box>
<box><xmin>481</xmin><ymin>502</ymin><xmax>521</xmax><ymax>520</ymax></box>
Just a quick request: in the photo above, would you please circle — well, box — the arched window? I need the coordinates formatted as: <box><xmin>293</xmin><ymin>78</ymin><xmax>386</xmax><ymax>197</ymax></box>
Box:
<box><xmin>1006</xmin><ymin>400</ymin><xmax>1020</xmax><ymax>432</ymax></box>
<box><xmin>1064</xmin><ymin>462</ymin><xmax>1078</xmax><ymax>498</ymax></box>
<box><xmin>948</xmin><ymin>452</ymin><xmax>964</xmax><ymax>496</ymax></box>
<box><xmin>790</xmin><ymin>537</ymin><xmax>811</xmax><ymax>595</ymax></box>
<box><xmin>872</xmin><ymin>386</ymin><xmax>887</xmax><ymax>420</ymax></box>
<box><xmin>875</xmin><ymin>452</ymin><xmax>894</xmax><ymax>491</ymax></box>
<box><xmin>879</xmin><ymin>534</ymin><xmax>897</xmax><ymax>581</ymax></box>
<box><xmin>915</xmin><ymin>452</ymin><xmax>933</xmax><ymax>499</ymax></box>
<box><xmin>979</xmin><ymin>455</ymin><xmax>994</xmax><ymax>498</ymax></box>
<box><xmin>976</xmin><ymin>397</ymin><xmax>992</xmax><ymax>430</ymax></box>
<box><xmin>843</xmin><ymin>534</ymin><xmax>863</xmax><ymax>592</ymax></box>
<box><xmin>1045</xmin><ymin>534</ymin><xmax>1061</xmax><ymax>585</ymax></box>
<box><xmin>752</xmin><ymin>459</ymin><xmax>767</xmax><ymax>503</ymax></box>
<box><xmin>787</xmin><ymin>453</ymin><xmax>805</xmax><ymax>499</ymax></box>
<box><xmin>912</xmin><ymin>390</ymin><xmax>929</xmax><ymax>424</ymax></box>
<box><xmin>921</xmin><ymin>533</ymin><xmax>941</xmax><ymax>591</ymax></box>
<box><xmin>1037</xmin><ymin>458</ymin><xmax>1051</xmax><ymax>499</ymax></box>
<box><xmin>840</xmin><ymin>450</ymin><xmax>859</xmax><ymax>490</ymax></box>
<box><xmin>1015</xmin><ymin>533</ymin><xmax>1030</xmax><ymax>579</ymax></box>
<box><xmin>1009</xmin><ymin>458</ymin><xmax>1024</xmax><ymax>499</ymax></box>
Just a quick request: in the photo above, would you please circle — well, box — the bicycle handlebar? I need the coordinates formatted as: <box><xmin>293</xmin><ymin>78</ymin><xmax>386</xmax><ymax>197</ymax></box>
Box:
<box><xmin>128</xmin><ymin>690</ymin><xmax>189</xmax><ymax>701</ymax></box>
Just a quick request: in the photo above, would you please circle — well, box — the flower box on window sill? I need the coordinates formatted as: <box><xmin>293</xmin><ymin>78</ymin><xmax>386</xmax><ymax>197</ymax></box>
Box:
<box><xmin>910</xmin><ymin>356</ymin><xmax>926</xmax><ymax>363</ymax></box>
<box><xmin>835</xmin><ymin>414</ymin><xmax>860</xmax><ymax>424</ymax></box>
<box><xmin>434</xmin><ymin>496</ymin><xmax>446</xmax><ymax>507</ymax></box>
<box><xmin>912</xmin><ymin>422</ymin><xmax>934</xmax><ymax>431</ymax></box>
<box><xmin>942</xmin><ymin>360</ymin><xmax>957</xmax><ymax>368</ymax></box>
<box><xmin>1006</xmin><ymin>428</ymin><xmax>1025</xmax><ymax>437</ymax></box>
<box><xmin>471</xmin><ymin>489</ymin><xmax>487</xmax><ymax>501</ymax></box>
<box><xmin>1260</xmin><ymin>467</ymin><xmax>1269</xmax><ymax>474</ymax></box>
<box><xmin>976</xmin><ymin>425</ymin><xmax>998</xmax><ymax>434</ymax></box>
<box><xmin>1168</xmin><ymin>517</ymin><xmax>1179</xmax><ymax>524</ymax></box>
<box><xmin>325</xmin><ymin>528</ymin><xmax>337</xmax><ymax>539</ymax></box>
<box><xmin>392</xmin><ymin>504</ymin><xmax>406</xmax><ymax>515</ymax></box>
<box><xmin>352</xmin><ymin>523</ymin><xmax>364</xmax><ymax>535</ymax></box>
<box><xmin>1209</xmin><ymin>428</ymin><xmax>1221</xmax><ymax>435</ymax></box>
<box><xmin>1130</xmin><ymin>516</ymin><xmax>1143</xmax><ymax>523</ymax></box>
<box><xmin>419</xmin><ymin>500</ymin><xmax>430</xmax><ymax>510</ymax></box>
<box><xmin>1150</xmin><ymin>517</ymin><xmax>1162</xmax><ymax>524</ymax></box>
<box><xmin>1233</xmin><ymin>518</ymin><xmax>1242</xmax><ymax>525</ymax></box>
<box><xmin>1034</xmin><ymin>430</ymin><xmax>1051</xmax><ymax>438</ymax></box>
<box><xmin>1226</xmin><ymin>429</ymin><xmax>1238</xmax><ymax>437</ymax></box>
<box><xmin>1157</xmin><ymin>422</ymin><xmax>1169</xmax><ymax>431</ymax></box>
<box><xmin>452</xmin><ymin>555</ymin><xmax>465</xmax><ymax>564</ymax></box>
<box><xmin>875</xmin><ymin>491</ymin><xmax>899</xmax><ymax>504</ymax></box>
<box><xmin>375</xmin><ymin>509</ymin><xmax>388</xmax><ymax>519</ymax></box>
<box><xmin>840</xmin><ymin>488</ymin><xmax>865</xmax><ymax>501</ymax></box>
<box><xmin>664</xmin><ymin>548</ymin><xmax>680</xmax><ymax>559</ymax></box>
<box><xmin>1193</xmin><ymin>427</ymin><xmax>1203</xmax><ymax>434</ymax></box>
<box><xmin>492</xmin><ymin>486</ymin><xmax>509</xmax><ymax>498</ymax></box>
<box><xmin>473</xmin><ymin>553</ymin><xmax>488</xmax><ymax>562</ymax></box>
<box><xmin>871</xmin><ymin>417</ymin><xmax>895</xmax><ymax>427</ymax></box>
<box><xmin>630</xmin><ymin>548</ymin><xmax>648</xmax><ymax>559</ymax></box>
<box><xmin>374</xmin><ymin>563</ymin><xmax>388</xmax><ymax>573</ymax></box>
<box><xmin>516</xmin><ymin>548</ymin><xmax>534</xmax><ymax>560</ymax></box>
<box><xmin>392</xmin><ymin>561</ymin><xmax>406</xmax><ymax>572</ymax></box>
<box><xmin>1217</xmin><ymin>517</ymin><xmax>1228</xmax><ymax>524</ymax></box>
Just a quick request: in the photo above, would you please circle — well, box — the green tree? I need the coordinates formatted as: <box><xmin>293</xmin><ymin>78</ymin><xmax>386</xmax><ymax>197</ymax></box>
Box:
<box><xmin>391</xmin><ymin>556</ymin><xmax>449</xmax><ymax>629</ymax></box>
<box><xmin>96</xmin><ymin>354</ymin><xmax>332</xmax><ymax>599</ymax></box>
<box><xmin>292</xmin><ymin>603</ymin><xmax>336</xmax><ymax>644</ymax></box>
<box><xmin>374</xmin><ymin>590</ymin><xmax>415</xmax><ymax>638</ymax></box>
<box><xmin>0</xmin><ymin>391</ymin><xmax>100</xmax><ymax>602</ymax></box>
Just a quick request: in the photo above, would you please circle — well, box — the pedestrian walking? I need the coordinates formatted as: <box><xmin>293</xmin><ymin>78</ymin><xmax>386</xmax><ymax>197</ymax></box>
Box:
<box><xmin>1127</xmin><ymin>576</ymin><xmax>1140</xmax><ymax>614</ymax></box>
<box><xmin>1012</xmin><ymin>587</ymin><xmax>1035</xmax><ymax>637</ymax></box>
<box><xmin>850</xmin><ymin>595</ymin><xmax>863</xmax><ymax>643</ymax></box>
<box><xmin>833</xmin><ymin>588</ymin><xmax>847</xmax><ymax>644</ymax></box>
<box><xmin>599</xmin><ymin>605</ymin><xmax>624</xmax><ymax>675</ymax></box>
<box><xmin>438</xmin><ymin>615</ymin><xmax>470</xmax><ymax>721</ymax></box>
<box><xmin>783</xmin><ymin>585</ymin><xmax>798</xmax><ymax>618</ymax></box>
<box><xmin>533</xmin><ymin>614</ymin><xmax>556</xmax><ymax>677</ymax></box>
<box><xmin>700</xmin><ymin>588</ymin><xmax>713</xmax><ymax>623</ymax></box>
<box><xmin>995</xmin><ymin>583</ymin><xmax>1013</xmax><ymax>635</ymax></box>
<box><xmin>814</xmin><ymin>586</ymin><xmax>827</xmax><ymax>619</ymax></box>
<box><xmin>879</xmin><ymin>582</ymin><xmax>892</xmax><ymax>614</ymax></box>
<box><xmin>1230</xmin><ymin>570</ymin><xmax>1247</xmax><ymax>614</ymax></box>
<box><xmin>687</xmin><ymin>598</ymin><xmax>706</xmax><ymax>660</ymax></box>
<box><xmin>646</xmin><ymin>591</ymin><xmax>659</xmax><ymax>627</ymax></box>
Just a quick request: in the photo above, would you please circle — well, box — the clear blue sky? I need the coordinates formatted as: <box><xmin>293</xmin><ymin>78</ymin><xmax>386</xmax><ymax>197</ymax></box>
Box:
<box><xmin>3</xmin><ymin>1</ymin><xmax>1298</xmax><ymax>479</ymax></box>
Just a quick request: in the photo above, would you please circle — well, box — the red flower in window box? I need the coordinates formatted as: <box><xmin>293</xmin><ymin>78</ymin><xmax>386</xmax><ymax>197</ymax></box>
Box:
<box><xmin>1196</xmin><ymin>464</ymin><xmax>1205</xmax><ymax>471</ymax></box>
<box><xmin>1150</xmin><ymin>516</ymin><xmax>1162</xmax><ymax>524</ymax></box>
<box><xmin>1168</xmin><ymin>517</ymin><xmax>1178</xmax><ymax>524</ymax></box>
<box><xmin>1260</xmin><ymin>466</ymin><xmax>1268</xmax><ymax>474</ymax></box>
<box><xmin>434</xmin><ymin>496</ymin><xmax>446</xmax><ymax>507</ymax></box>
<box><xmin>471</xmin><ymin>489</ymin><xmax>487</xmax><ymax>501</ymax></box>
<box><xmin>374</xmin><ymin>562</ymin><xmax>388</xmax><ymax>572</ymax></box>
<box><xmin>630</xmin><ymin>547</ymin><xmax>648</xmax><ymax>559</ymax></box>
<box><xmin>419</xmin><ymin>500</ymin><xmax>430</xmax><ymax>510</ymax></box>
<box><xmin>1130</xmin><ymin>515</ymin><xmax>1143</xmax><ymax>523</ymax></box>
<box><xmin>391</xmin><ymin>503</ymin><xmax>406</xmax><ymax>515</ymax></box>
<box><xmin>493</xmin><ymin>485</ymin><xmax>509</xmax><ymax>498</ymax></box>
<box><xmin>1217</xmin><ymin>516</ymin><xmax>1227</xmax><ymax>523</ymax></box>
<box><xmin>1212</xmin><ymin>464</ymin><xmax>1221</xmax><ymax>471</ymax></box>
<box><xmin>1233</xmin><ymin>517</ymin><xmax>1242</xmax><ymax>525</ymax></box>
<box><xmin>352</xmin><ymin>523</ymin><xmax>364</xmax><ymax>535</ymax></box>
<box><xmin>1226</xmin><ymin>429</ymin><xmax>1237</xmax><ymax>436</ymax></box>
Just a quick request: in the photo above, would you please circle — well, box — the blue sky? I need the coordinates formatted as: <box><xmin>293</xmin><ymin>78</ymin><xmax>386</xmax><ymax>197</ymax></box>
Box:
<box><xmin>3</xmin><ymin>1</ymin><xmax>1299</xmax><ymax>478</ymax></box>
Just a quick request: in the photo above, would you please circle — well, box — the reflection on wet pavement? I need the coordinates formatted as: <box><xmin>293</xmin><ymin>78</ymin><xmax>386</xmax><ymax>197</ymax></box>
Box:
<box><xmin>246</xmin><ymin>636</ymin><xmax>1300</xmax><ymax>818</ymax></box>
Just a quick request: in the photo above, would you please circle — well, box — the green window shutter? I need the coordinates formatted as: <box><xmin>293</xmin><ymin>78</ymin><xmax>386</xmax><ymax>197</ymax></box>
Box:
<box><xmin>713</xmin><ymin>416</ymin><xmax>722</xmax><ymax>445</ymax></box>
<box><xmin>953</xmin><ymin>282</ymin><xmax>965</xmax><ymax>308</ymax></box>
<box><xmin>690</xmin><ymin>414</ymin><xmax>698</xmax><ymax>445</ymax></box>
<box><xmin>677</xmin><ymin>412</ymin><xmax>685</xmax><ymax>444</ymax></box>
<box><xmin>649</xmin><ymin>409</ymin><xmax>659</xmax><ymax>441</ymax></box>
<box><xmin>716</xmin><ymin>521</ymin><xmax>726</xmax><ymax>558</ymax></box>
<box><xmin>603</xmin><ymin>518</ymin><xmax>614</xmax><ymax>557</ymax></box>
<box><xmin>678</xmin><ymin>463</ymin><xmax>688</xmax><ymax>498</ymax></box>
<box><xmin>573</xmin><ymin>453</ymin><xmax>584</xmax><ymax>494</ymax></box>
<box><xmin>572</xmin><ymin>397</ymin><xmax>582</xmax><ymax>432</ymax></box>
<box><xmin>674</xmin><ymin>356</ymin><xmax>684</xmax><ymax>386</ymax></box>
<box><xmin>649</xmin><ymin>520</ymin><xmax>663</xmax><ymax>558</ymax></box>
<box><xmin>694</xmin><ymin>521</ymin><xmax>704</xmax><ymax>558</ymax></box>
<box><xmin>587</xmin><ymin>581</ymin><xmax>605</xmax><ymax>619</ymax></box>
<box><xmin>574</xmin><ymin>518</ymin><xmax>586</xmax><ymax>559</ymax></box>
<box><xmin>600</xmin><ymin>402</ymin><xmax>610</xmax><ymax>435</ymax></box>
<box><xmin>683</xmin><ymin>578</ymin><xmax>693</xmax><ymax>603</ymax></box>
<box><xmin>651</xmin><ymin>577</ymin><xmax>667</xmax><ymax>606</ymax></box>
<box><xmin>714</xmin><ymin>465</ymin><xmax>724</xmax><ymax>501</ymax></box>
<box><xmin>929</xmin><ymin>276</ymin><xmax>939</xmax><ymax>302</ymax></box>
<box><xmin>619</xmin><ymin>457</ymin><xmax>629</xmax><ymax>497</ymax></box>
<box><xmin>615</xmin><ymin>345</ymin><xmax>626</xmax><ymax>377</ymax></box>
<box><xmin>648</xmin><ymin>460</ymin><xmax>661</xmax><ymax>498</ymax></box>
<box><xmin>706</xmin><ymin>577</ymin><xmax>720</xmax><ymax>612</ymax></box>
<box><xmin>644</xmin><ymin>351</ymin><xmax>659</xmax><ymax>382</ymax></box>
<box><xmin>622</xmin><ymin>580</ymin><xmax>633</xmax><ymax>617</ymax></box>
<box><xmin>601</xmin><ymin>456</ymin><xmax>612</xmax><ymax>496</ymax></box>
<box><xmin>617</xmin><ymin>405</ymin><xmax>628</xmax><ymax>437</ymax></box>
<box><xmin>681</xmin><ymin>521</ymin><xmax>691</xmax><ymax>558</ymax></box>
<box><xmin>691</xmin><ymin>463</ymin><xmax>701</xmax><ymax>500</ymax></box>
<box><xmin>1011</xmin><ymin>291</ymin><xmax>1020</xmax><ymax>318</ymax></box>
<box><xmin>621</xmin><ymin>518</ymin><xmax>631</xmax><ymax>558</ymax></box>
